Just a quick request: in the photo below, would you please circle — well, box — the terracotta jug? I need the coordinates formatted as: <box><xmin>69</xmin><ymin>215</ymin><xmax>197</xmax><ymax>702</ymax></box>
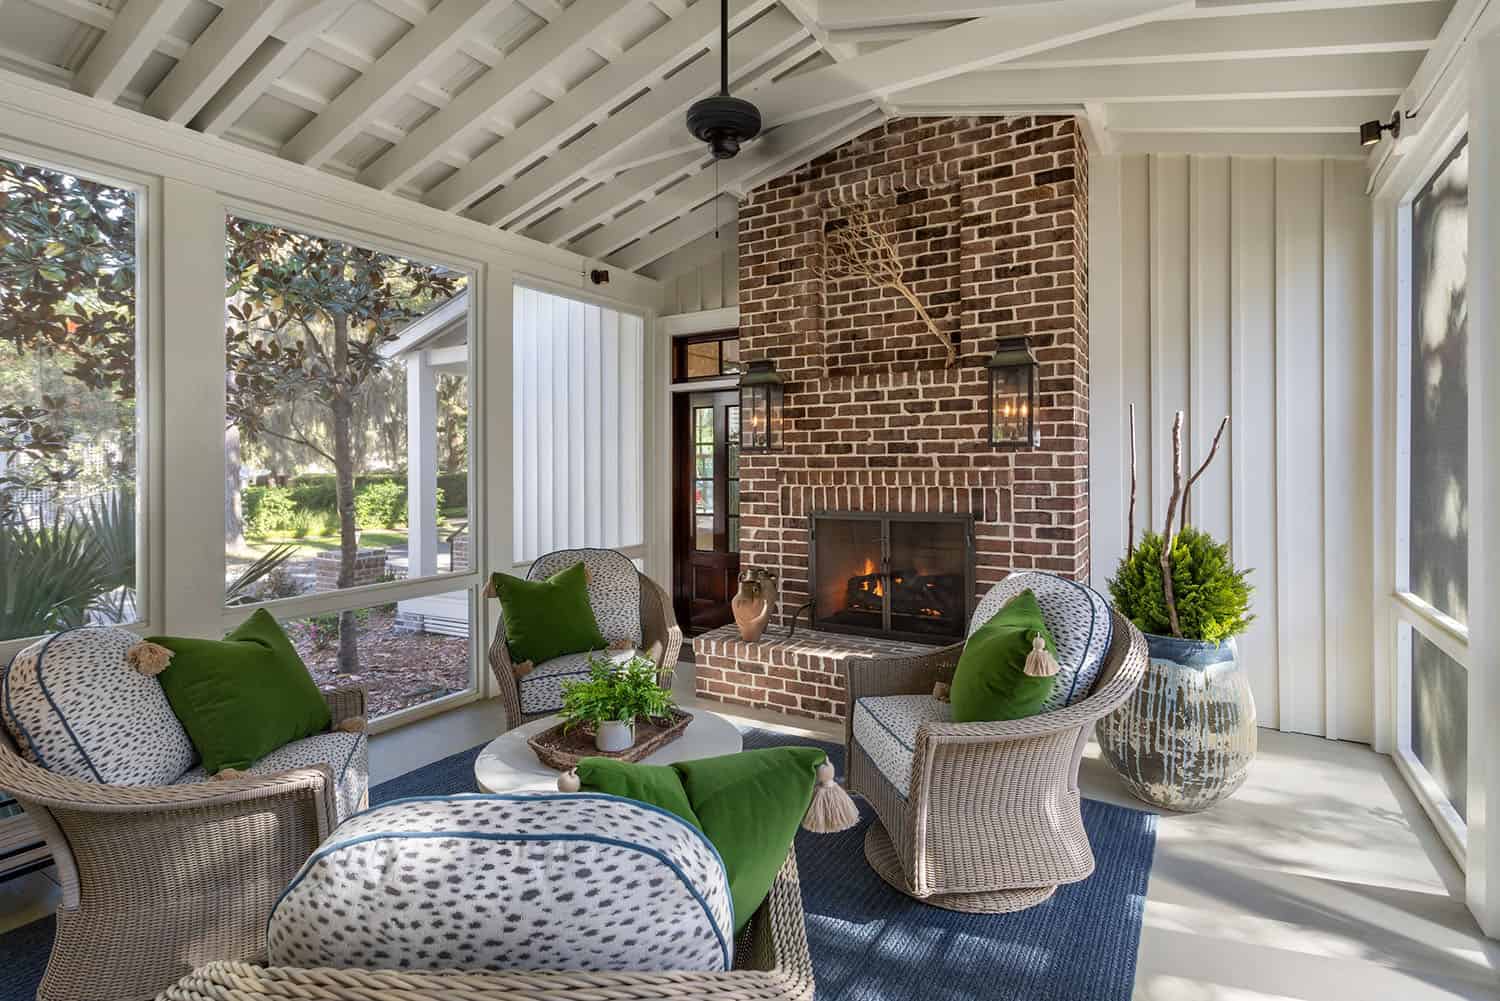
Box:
<box><xmin>731</xmin><ymin>568</ymin><xmax>778</xmax><ymax>642</ymax></box>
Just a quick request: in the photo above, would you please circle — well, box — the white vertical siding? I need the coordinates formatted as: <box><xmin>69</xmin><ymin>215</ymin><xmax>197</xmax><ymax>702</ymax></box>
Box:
<box><xmin>1091</xmin><ymin>153</ymin><xmax>1374</xmax><ymax>741</ymax></box>
<box><xmin>660</xmin><ymin>241</ymin><xmax>738</xmax><ymax>316</ymax></box>
<box><xmin>512</xmin><ymin>285</ymin><xmax>645</xmax><ymax>564</ymax></box>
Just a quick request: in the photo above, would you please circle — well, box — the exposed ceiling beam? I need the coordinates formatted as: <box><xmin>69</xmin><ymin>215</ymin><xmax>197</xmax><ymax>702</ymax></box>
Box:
<box><xmin>1103</xmin><ymin>94</ymin><xmax>1394</xmax><ymax>131</ymax></box>
<box><xmin>1112</xmin><ymin>131</ymin><xmax>1365</xmax><ymax>155</ymax></box>
<box><xmin>524</xmin><ymin>153</ymin><xmax>706</xmax><ymax>246</ymax></box>
<box><xmin>571</xmin><ymin>105</ymin><xmax>883</xmax><ymax>259</ymax></box>
<box><xmin>74</xmin><ymin>0</ymin><xmax>196</xmax><ymax>103</ymax></box>
<box><xmin>742</xmin><ymin>0</ymin><xmax>1192</xmax><ymax>128</ymax></box>
<box><xmin>423</xmin><ymin>0</ymin><xmax>783</xmax><ymax>214</ymax></box>
<box><xmin>192</xmin><ymin>0</ymin><xmax>356</xmax><ymax>135</ymax></box>
<box><xmin>359</xmin><ymin>0</ymin><xmax>646</xmax><ymax>193</ymax></box>
<box><xmin>145</xmin><ymin>0</ymin><xmax>330</xmax><ymax>124</ymax></box>
<box><xmin>1004</xmin><ymin>1</ymin><xmax>1444</xmax><ymax>67</ymax></box>
<box><xmin>888</xmin><ymin>50</ymin><xmax>1422</xmax><ymax>105</ymax></box>
<box><xmin>606</xmin><ymin>195</ymin><xmax>738</xmax><ymax>272</ymax></box>
<box><xmin>816</xmin><ymin>0</ymin><xmax>1435</xmax><ymax>29</ymax></box>
<box><xmin>280</xmin><ymin>0</ymin><xmax>506</xmax><ymax>168</ymax></box>
<box><xmin>641</xmin><ymin>229</ymin><xmax>732</xmax><ymax>283</ymax></box>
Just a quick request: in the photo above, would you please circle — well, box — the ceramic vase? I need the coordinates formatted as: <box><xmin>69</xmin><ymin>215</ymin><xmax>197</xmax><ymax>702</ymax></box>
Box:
<box><xmin>594</xmin><ymin>719</ymin><xmax>635</xmax><ymax>753</ymax></box>
<box><xmin>1096</xmin><ymin>633</ymin><xmax>1256</xmax><ymax>812</ymax></box>
<box><xmin>732</xmin><ymin>568</ymin><xmax>778</xmax><ymax>642</ymax></box>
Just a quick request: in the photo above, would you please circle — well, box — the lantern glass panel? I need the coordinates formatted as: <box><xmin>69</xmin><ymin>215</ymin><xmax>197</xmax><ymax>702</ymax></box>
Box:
<box><xmin>990</xmin><ymin>365</ymin><xmax>1033</xmax><ymax>445</ymax></box>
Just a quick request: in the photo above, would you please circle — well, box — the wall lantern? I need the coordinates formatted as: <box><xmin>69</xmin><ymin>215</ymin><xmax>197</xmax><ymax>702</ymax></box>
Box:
<box><xmin>740</xmin><ymin>359</ymin><xmax>785</xmax><ymax>452</ymax></box>
<box><xmin>986</xmin><ymin>337</ymin><xmax>1041</xmax><ymax>448</ymax></box>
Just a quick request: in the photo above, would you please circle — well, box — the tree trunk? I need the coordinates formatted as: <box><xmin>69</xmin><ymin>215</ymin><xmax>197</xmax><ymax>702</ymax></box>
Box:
<box><xmin>332</xmin><ymin>313</ymin><xmax>361</xmax><ymax>675</ymax></box>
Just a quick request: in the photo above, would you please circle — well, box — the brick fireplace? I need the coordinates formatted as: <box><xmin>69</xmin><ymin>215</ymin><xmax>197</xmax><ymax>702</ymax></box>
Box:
<box><xmin>695</xmin><ymin>116</ymin><xmax>1090</xmax><ymax>723</ymax></box>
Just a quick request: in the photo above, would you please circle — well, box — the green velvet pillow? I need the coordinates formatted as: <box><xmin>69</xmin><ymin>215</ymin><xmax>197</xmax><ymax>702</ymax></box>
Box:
<box><xmin>150</xmin><ymin>608</ymin><xmax>331</xmax><ymax>774</ymax></box>
<box><xmin>950</xmin><ymin>588</ymin><xmax>1058</xmax><ymax>723</ymax></box>
<box><xmin>574</xmin><ymin>746</ymin><xmax>826</xmax><ymax>933</ymax></box>
<box><xmin>491</xmin><ymin>562</ymin><xmax>608</xmax><ymax>665</ymax></box>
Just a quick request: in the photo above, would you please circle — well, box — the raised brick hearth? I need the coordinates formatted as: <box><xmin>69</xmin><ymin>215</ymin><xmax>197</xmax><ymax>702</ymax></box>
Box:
<box><xmin>695</xmin><ymin>115</ymin><xmax>1090</xmax><ymax>723</ymax></box>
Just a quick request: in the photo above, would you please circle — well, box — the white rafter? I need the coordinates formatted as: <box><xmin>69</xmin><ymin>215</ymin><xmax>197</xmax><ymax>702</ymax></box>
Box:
<box><xmin>524</xmin><ymin>153</ymin><xmax>707</xmax><ymax>246</ymax></box>
<box><xmin>280</xmin><ymin>0</ymin><xmax>508</xmax><ymax>169</ymax></box>
<box><xmin>74</xmin><ymin>0</ymin><xmax>196</xmax><ymax>103</ymax></box>
<box><xmin>1103</xmin><ymin>94</ymin><xmax>1395</xmax><ymax>131</ymax></box>
<box><xmin>464</xmin><ymin>12</ymin><xmax>811</xmax><ymax>227</ymax></box>
<box><xmin>359</xmin><ymin>0</ymin><xmax>647</xmax><ymax>193</ymax></box>
<box><xmin>606</xmin><ymin>195</ymin><xmax>739</xmax><ymax>272</ymax></box>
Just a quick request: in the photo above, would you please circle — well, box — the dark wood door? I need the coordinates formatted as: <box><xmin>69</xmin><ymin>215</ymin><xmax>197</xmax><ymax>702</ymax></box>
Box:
<box><xmin>674</xmin><ymin>390</ymin><xmax>741</xmax><ymax>634</ymax></box>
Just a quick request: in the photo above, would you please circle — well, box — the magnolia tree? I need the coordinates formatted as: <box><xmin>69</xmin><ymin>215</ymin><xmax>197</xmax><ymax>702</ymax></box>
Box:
<box><xmin>224</xmin><ymin>218</ymin><xmax>462</xmax><ymax>672</ymax></box>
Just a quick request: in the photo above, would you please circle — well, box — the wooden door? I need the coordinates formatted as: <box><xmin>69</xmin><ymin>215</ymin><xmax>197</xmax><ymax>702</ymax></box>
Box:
<box><xmin>674</xmin><ymin>390</ymin><xmax>741</xmax><ymax>633</ymax></box>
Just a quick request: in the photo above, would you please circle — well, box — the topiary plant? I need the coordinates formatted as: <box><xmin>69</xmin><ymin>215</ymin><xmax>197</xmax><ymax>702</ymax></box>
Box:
<box><xmin>1108</xmin><ymin>527</ymin><xmax>1252</xmax><ymax>644</ymax></box>
<box><xmin>1113</xmin><ymin>406</ymin><xmax>1254</xmax><ymax>644</ymax></box>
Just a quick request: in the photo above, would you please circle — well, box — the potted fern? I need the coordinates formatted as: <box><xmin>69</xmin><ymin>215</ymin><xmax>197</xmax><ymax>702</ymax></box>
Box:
<box><xmin>1096</xmin><ymin>407</ymin><xmax>1256</xmax><ymax>812</ymax></box>
<box><xmin>560</xmin><ymin>655</ymin><xmax>676</xmax><ymax>753</ymax></box>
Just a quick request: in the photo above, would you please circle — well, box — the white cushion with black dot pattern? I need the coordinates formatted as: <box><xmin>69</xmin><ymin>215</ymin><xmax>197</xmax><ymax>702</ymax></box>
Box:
<box><xmin>174</xmin><ymin>730</ymin><xmax>368</xmax><ymax>821</ymax></box>
<box><xmin>1</xmin><ymin>627</ymin><xmax>196</xmax><ymax>786</ymax></box>
<box><xmin>518</xmin><ymin>647</ymin><xmax>638</xmax><ymax>716</ymax></box>
<box><xmin>851</xmin><ymin>694</ymin><xmax>951</xmax><ymax>799</ymax></box>
<box><xmin>267</xmin><ymin>794</ymin><xmax>734</xmax><ymax>974</ymax></box>
<box><xmin>968</xmin><ymin>571</ymin><xmax>1113</xmax><ymax>710</ymax></box>
<box><xmin>528</xmin><ymin>548</ymin><xmax>642</xmax><ymax>648</ymax></box>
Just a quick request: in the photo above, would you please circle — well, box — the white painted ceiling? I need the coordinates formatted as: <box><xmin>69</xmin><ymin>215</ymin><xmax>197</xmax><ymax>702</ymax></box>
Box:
<box><xmin>0</xmin><ymin>0</ymin><xmax>1457</xmax><ymax>273</ymax></box>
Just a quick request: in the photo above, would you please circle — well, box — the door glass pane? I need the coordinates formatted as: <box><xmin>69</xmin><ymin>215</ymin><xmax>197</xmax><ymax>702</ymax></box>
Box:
<box><xmin>1409</xmin><ymin>629</ymin><xmax>1468</xmax><ymax>821</ymax></box>
<box><xmin>1407</xmin><ymin>137</ymin><xmax>1468</xmax><ymax>623</ymax></box>
<box><xmin>0</xmin><ymin>157</ymin><xmax>142</xmax><ymax>641</ymax></box>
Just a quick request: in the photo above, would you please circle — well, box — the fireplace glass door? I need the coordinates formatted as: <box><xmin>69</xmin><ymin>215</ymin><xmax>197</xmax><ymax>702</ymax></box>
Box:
<box><xmin>811</xmin><ymin>512</ymin><xmax>973</xmax><ymax>643</ymax></box>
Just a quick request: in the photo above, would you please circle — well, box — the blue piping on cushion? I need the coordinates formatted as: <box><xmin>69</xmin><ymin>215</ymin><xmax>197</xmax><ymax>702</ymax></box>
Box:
<box><xmin>5</xmin><ymin>630</ymin><xmax>108</xmax><ymax>782</ymax></box>
<box><xmin>1051</xmin><ymin>574</ymin><xmax>1111</xmax><ymax>705</ymax></box>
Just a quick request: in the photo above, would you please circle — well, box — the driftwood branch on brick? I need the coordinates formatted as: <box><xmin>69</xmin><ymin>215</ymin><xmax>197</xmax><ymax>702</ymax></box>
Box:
<box><xmin>813</xmin><ymin>208</ymin><xmax>957</xmax><ymax>368</ymax></box>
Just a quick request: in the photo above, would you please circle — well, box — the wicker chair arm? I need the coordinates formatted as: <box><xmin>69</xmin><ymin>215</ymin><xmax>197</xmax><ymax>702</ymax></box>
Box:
<box><xmin>639</xmin><ymin>572</ymin><xmax>683</xmax><ymax>678</ymax></box>
<box><xmin>323</xmin><ymin>685</ymin><xmax>367</xmax><ymax>727</ymax></box>
<box><xmin>485</xmin><ymin>614</ymin><xmax>525</xmax><ymax>731</ymax></box>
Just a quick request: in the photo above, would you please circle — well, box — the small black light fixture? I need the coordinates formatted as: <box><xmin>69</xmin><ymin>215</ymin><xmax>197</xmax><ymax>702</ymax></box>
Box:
<box><xmin>986</xmin><ymin>337</ymin><xmax>1041</xmax><ymax>449</ymax></box>
<box><xmin>589</xmin><ymin>268</ymin><xmax>610</xmax><ymax>285</ymax></box>
<box><xmin>739</xmin><ymin>359</ymin><xmax>784</xmax><ymax>453</ymax></box>
<box><xmin>685</xmin><ymin>0</ymin><xmax>761</xmax><ymax>160</ymax></box>
<box><xmin>1360</xmin><ymin>112</ymin><xmax>1401</xmax><ymax>148</ymax></box>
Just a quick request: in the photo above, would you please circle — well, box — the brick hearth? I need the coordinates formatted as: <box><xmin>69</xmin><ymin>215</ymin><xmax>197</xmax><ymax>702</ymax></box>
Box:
<box><xmin>697</xmin><ymin>115</ymin><xmax>1090</xmax><ymax>723</ymax></box>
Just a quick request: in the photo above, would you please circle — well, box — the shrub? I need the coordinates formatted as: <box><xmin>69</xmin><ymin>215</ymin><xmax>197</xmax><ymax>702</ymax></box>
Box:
<box><xmin>1107</xmin><ymin>526</ymin><xmax>1253</xmax><ymax>645</ymax></box>
<box><xmin>246</xmin><ymin>486</ymin><xmax>298</xmax><ymax>537</ymax></box>
<box><xmin>354</xmin><ymin>480</ymin><xmax>406</xmax><ymax>529</ymax></box>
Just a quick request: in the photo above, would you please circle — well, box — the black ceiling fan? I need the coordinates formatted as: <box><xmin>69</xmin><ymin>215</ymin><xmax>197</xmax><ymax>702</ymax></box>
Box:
<box><xmin>685</xmin><ymin>0</ymin><xmax>762</xmax><ymax>159</ymax></box>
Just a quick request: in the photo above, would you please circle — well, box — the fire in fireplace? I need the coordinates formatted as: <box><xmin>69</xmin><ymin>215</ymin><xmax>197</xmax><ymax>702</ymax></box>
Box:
<box><xmin>810</xmin><ymin>512</ymin><xmax>975</xmax><ymax>643</ymax></box>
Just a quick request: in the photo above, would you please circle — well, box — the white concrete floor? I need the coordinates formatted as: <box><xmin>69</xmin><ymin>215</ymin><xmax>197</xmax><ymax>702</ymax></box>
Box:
<box><xmin>6</xmin><ymin>674</ymin><xmax>1497</xmax><ymax>1001</ymax></box>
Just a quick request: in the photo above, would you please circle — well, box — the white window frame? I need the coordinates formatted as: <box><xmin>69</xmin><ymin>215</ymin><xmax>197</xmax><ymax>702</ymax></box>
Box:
<box><xmin>220</xmin><ymin>202</ymin><xmax>486</xmax><ymax>734</ymax></box>
<box><xmin>1386</xmin><ymin>122</ymin><xmax>1474</xmax><ymax>866</ymax></box>
<box><xmin>0</xmin><ymin>144</ymin><xmax>161</xmax><ymax>664</ymax></box>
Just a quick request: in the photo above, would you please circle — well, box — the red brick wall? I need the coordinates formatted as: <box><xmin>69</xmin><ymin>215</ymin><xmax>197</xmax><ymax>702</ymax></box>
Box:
<box><xmin>737</xmin><ymin>116</ymin><xmax>1090</xmax><ymax>628</ymax></box>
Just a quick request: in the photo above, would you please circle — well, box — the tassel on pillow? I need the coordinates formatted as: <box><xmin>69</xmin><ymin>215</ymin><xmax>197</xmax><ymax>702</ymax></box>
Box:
<box><xmin>126</xmin><ymin>640</ymin><xmax>174</xmax><ymax>677</ymax></box>
<box><xmin>802</xmin><ymin>759</ymin><xmax>859</xmax><ymax>834</ymax></box>
<box><xmin>932</xmin><ymin>681</ymin><xmax>952</xmax><ymax>703</ymax></box>
<box><xmin>483</xmin><ymin>577</ymin><xmax>497</xmax><ymax>598</ymax></box>
<box><xmin>512</xmin><ymin>659</ymin><xmax>534</xmax><ymax>680</ymax></box>
<box><xmin>557</xmin><ymin>768</ymin><xmax>581</xmax><ymax>793</ymax></box>
<box><xmin>607</xmin><ymin>638</ymin><xmax>634</xmax><ymax>653</ymax></box>
<box><xmin>1023</xmin><ymin>635</ymin><xmax>1060</xmax><ymax>678</ymax></box>
<box><xmin>335</xmin><ymin>716</ymin><xmax>367</xmax><ymax>734</ymax></box>
<box><xmin>212</xmin><ymin>767</ymin><xmax>247</xmax><ymax>781</ymax></box>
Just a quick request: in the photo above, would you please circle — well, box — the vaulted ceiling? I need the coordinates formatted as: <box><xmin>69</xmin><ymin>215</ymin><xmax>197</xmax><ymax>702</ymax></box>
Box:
<box><xmin>0</xmin><ymin>0</ymin><xmax>1456</xmax><ymax>275</ymax></box>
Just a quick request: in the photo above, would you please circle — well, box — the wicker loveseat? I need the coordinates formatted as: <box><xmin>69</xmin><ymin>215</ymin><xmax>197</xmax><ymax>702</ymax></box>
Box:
<box><xmin>844</xmin><ymin>575</ymin><xmax>1148</xmax><ymax>913</ymax></box>
<box><xmin>487</xmin><ymin>547</ymin><xmax>682</xmax><ymax>731</ymax></box>
<box><xmin>159</xmin><ymin>849</ymin><xmax>814</xmax><ymax>1001</ymax></box>
<box><xmin>0</xmin><ymin>684</ymin><xmax>368</xmax><ymax>1001</ymax></box>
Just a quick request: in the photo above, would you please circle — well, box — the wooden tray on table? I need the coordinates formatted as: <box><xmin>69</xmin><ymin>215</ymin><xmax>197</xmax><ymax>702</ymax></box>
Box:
<box><xmin>527</xmin><ymin>709</ymin><xmax>693</xmax><ymax>771</ymax></box>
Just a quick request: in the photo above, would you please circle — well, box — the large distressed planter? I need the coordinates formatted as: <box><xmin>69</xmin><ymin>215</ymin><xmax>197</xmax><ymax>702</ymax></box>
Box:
<box><xmin>1095</xmin><ymin>633</ymin><xmax>1255</xmax><ymax>812</ymax></box>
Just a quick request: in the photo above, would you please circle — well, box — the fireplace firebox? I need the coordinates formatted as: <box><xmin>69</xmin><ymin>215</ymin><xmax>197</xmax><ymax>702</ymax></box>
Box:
<box><xmin>810</xmin><ymin>511</ymin><xmax>975</xmax><ymax>643</ymax></box>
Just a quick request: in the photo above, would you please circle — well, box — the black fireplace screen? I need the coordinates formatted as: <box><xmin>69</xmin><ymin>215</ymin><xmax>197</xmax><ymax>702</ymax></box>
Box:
<box><xmin>810</xmin><ymin>511</ymin><xmax>975</xmax><ymax>643</ymax></box>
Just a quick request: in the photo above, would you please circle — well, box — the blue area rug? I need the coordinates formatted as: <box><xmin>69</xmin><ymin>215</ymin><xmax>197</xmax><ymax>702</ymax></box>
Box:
<box><xmin>1</xmin><ymin>727</ymin><xmax>1155</xmax><ymax>1001</ymax></box>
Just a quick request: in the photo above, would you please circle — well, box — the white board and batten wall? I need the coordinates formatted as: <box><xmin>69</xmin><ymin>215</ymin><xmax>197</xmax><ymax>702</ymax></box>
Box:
<box><xmin>1090</xmin><ymin>153</ymin><xmax>1375</xmax><ymax>742</ymax></box>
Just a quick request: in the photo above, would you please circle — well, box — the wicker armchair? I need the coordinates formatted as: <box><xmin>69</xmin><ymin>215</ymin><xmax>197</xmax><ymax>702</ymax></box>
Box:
<box><xmin>0</xmin><ymin>686</ymin><xmax>368</xmax><ymax>1001</ymax></box>
<box><xmin>844</xmin><ymin>608</ymin><xmax>1147</xmax><ymax>913</ymax></box>
<box><xmin>160</xmin><ymin>848</ymin><xmax>815</xmax><ymax>1001</ymax></box>
<box><xmin>488</xmin><ymin>548</ymin><xmax>682</xmax><ymax>732</ymax></box>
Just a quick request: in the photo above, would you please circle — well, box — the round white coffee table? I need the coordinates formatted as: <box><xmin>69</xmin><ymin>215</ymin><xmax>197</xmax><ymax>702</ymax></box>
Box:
<box><xmin>474</xmin><ymin>710</ymin><xmax>744</xmax><ymax>794</ymax></box>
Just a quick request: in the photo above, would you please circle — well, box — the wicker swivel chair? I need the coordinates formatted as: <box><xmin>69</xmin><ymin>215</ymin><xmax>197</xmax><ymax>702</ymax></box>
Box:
<box><xmin>160</xmin><ymin>849</ymin><xmax>815</xmax><ymax>1001</ymax></box>
<box><xmin>844</xmin><ymin>574</ymin><xmax>1148</xmax><ymax>913</ymax></box>
<box><xmin>488</xmin><ymin>548</ymin><xmax>681</xmax><ymax>732</ymax></box>
<box><xmin>0</xmin><ymin>685</ymin><xmax>368</xmax><ymax>1001</ymax></box>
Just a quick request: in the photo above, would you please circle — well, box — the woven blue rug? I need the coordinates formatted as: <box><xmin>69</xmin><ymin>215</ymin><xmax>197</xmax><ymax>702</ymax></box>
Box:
<box><xmin>1</xmin><ymin>727</ymin><xmax>1155</xmax><ymax>1001</ymax></box>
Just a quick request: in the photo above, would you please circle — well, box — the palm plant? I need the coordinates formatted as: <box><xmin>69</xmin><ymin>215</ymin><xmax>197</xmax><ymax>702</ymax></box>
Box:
<box><xmin>225</xmin><ymin>542</ymin><xmax>299</xmax><ymax>605</ymax></box>
<box><xmin>0</xmin><ymin>513</ymin><xmax>110</xmax><ymax>639</ymax></box>
<box><xmin>76</xmin><ymin>488</ymin><xmax>135</xmax><ymax>621</ymax></box>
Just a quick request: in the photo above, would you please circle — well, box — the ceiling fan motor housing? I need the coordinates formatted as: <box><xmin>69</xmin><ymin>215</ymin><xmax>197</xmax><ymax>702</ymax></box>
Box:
<box><xmin>686</xmin><ymin>94</ymin><xmax>762</xmax><ymax>159</ymax></box>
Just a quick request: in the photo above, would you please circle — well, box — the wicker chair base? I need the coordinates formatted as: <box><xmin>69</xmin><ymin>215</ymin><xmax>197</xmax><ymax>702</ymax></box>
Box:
<box><xmin>864</xmin><ymin>821</ymin><xmax>1058</xmax><ymax>914</ymax></box>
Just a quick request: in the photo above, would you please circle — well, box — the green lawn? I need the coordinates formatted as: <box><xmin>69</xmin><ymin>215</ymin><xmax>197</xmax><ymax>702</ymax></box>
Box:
<box><xmin>231</xmin><ymin>518</ymin><xmax>466</xmax><ymax>563</ymax></box>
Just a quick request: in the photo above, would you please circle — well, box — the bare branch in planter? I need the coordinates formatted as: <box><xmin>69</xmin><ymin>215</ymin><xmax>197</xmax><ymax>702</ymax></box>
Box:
<box><xmin>1179</xmin><ymin>415</ymin><xmax>1230</xmax><ymax>539</ymax></box>
<box><xmin>1127</xmin><ymin>402</ymin><xmax>1138</xmax><ymax>557</ymax></box>
<box><xmin>813</xmin><ymin>208</ymin><xmax>957</xmax><ymax>367</ymax></box>
<box><xmin>1160</xmin><ymin>411</ymin><xmax>1185</xmax><ymax>637</ymax></box>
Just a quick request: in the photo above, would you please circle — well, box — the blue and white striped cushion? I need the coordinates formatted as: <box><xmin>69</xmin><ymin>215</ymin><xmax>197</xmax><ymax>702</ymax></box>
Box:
<box><xmin>268</xmin><ymin>794</ymin><xmax>734</xmax><ymax>974</ymax></box>
<box><xmin>969</xmin><ymin>572</ymin><xmax>1113</xmax><ymax>709</ymax></box>
<box><xmin>851</xmin><ymin>694</ymin><xmax>951</xmax><ymax>799</ymax></box>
